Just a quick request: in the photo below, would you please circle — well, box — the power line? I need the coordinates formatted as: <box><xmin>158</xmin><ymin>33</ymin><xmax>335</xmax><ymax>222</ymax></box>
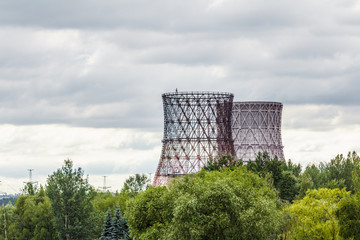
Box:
<box><xmin>0</xmin><ymin>181</ymin><xmax>7</xmax><ymax>195</ymax></box>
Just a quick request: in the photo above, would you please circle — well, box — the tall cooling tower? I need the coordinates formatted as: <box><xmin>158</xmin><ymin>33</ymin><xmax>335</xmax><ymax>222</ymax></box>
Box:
<box><xmin>153</xmin><ymin>91</ymin><xmax>234</xmax><ymax>186</ymax></box>
<box><xmin>232</xmin><ymin>101</ymin><xmax>284</xmax><ymax>162</ymax></box>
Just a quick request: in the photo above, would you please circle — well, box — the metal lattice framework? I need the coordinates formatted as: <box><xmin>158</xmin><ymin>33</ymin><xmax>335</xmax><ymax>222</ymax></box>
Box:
<box><xmin>232</xmin><ymin>102</ymin><xmax>284</xmax><ymax>162</ymax></box>
<box><xmin>153</xmin><ymin>91</ymin><xmax>234</xmax><ymax>186</ymax></box>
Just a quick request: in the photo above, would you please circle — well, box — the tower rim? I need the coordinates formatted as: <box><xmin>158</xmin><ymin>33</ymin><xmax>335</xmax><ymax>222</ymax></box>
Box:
<box><xmin>162</xmin><ymin>91</ymin><xmax>234</xmax><ymax>98</ymax></box>
<box><xmin>233</xmin><ymin>101</ymin><xmax>282</xmax><ymax>105</ymax></box>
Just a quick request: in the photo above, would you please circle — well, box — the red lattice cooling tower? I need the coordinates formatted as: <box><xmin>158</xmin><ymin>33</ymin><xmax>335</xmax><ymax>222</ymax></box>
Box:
<box><xmin>153</xmin><ymin>91</ymin><xmax>234</xmax><ymax>186</ymax></box>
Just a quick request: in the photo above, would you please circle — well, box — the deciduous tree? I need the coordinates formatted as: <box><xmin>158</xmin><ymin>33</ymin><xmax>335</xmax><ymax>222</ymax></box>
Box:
<box><xmin>47</xmin><ymin>159</ymin><xmax>96</xmax><ymax>240</ymax></box>
<box><xmin>126</xmin><ymin>166</ymin><xmax>283</xmax><ymax>240</ymax></box>
<box><xmin>352</xmin><ymin>153</ymin><xmax>360</xmax><ymax>193</ymax></box>
<box><xmin>121</xmin><ymin>174</ymin><xmax>150</xmax><ymax>197</ymax></box>
<box><xmin>336</xmin><ymin>193</ymin><xmax>360</xmax><ymax>239</ymax></box>
<box><xmin>7</xmin><ymin>186</ymin><xmax>58</xmax><ymax>240</ymax></box>
<box><xmin>246</xmin><ymin>152</ymin><xmax>300</xmax><ymax>202</ymax></box>
<box><xmin>283</xmin><ymin>188</ymin><xmax>349</xmax><ymax>240</ymax></box>
<box><xmin>0</xmin><ymin>202</ymin><xmax>15</xmax><ymax>240</ymax></box>
<box><xmin>203</xmin><ymin>153</ymin><xmax>242</xmax><ymax>171</ymax></box>
<box><xmin>126</xmin><ymin>186</ymin><xmax>170</xmax><ymax>240</ymax></box>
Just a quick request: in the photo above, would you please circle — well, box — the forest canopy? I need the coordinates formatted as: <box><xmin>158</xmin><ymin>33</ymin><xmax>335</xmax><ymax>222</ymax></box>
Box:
<box><xmin>0</xmin><ymin>151</ymin><xmax>360</xmax><ymax>240</ymax></box>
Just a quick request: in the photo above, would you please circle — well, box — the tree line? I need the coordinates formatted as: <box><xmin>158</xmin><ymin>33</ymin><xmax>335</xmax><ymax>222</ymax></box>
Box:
<box><xmin>0</xmin><ymin>160</ymin><xmax>149</xmax><ymax>240</ymax></box>
<box><xmin>1</xmin><ymin>152</ymin><xmax>360</xmax><ymax>239</ymax></box>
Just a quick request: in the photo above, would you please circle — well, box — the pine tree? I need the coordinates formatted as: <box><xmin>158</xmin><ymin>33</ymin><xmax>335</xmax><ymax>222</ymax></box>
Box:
<box><xmin>111</xmin><ymin>206</ymin><xmax>123</xmax><ymax>240</ymax></box>
<box><xmin>122</xmin><ymin>216</ymin><xmax>131</xmax><ymax>240</ymax></box>
<box><xmin>101</xmin><ymin>209</ymin><xmax>113</xmax><ymax>240</ymax></box>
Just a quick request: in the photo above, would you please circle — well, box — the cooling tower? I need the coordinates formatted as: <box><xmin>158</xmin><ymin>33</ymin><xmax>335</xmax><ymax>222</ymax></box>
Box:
<box><xmin>153</xmin><ymin>91</ymin><xmax>234</xmax><ymax>186</ymax></box>
<box><xmin>232</xmin><ymin>101</ymin><xmax>284</xmax><ymax>162</ymax></box>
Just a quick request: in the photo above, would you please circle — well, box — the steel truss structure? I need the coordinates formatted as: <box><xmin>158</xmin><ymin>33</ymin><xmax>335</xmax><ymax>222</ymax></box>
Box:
<box><xmin>232</xmin><ymin>102</ymin><xmax>284</xmax><ymax>162</ymax></box>
<box><xmin>153</xmin><ymin>91</ymin><xmax>234</xmax><ymax>186</ymax></box>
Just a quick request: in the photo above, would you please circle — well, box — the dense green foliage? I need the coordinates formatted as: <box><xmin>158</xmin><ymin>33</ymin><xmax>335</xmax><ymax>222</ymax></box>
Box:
<box><xmin>125</xmin><ymin>186</ymin><xmax>170</xmax><ymax>239</ymax></box>
<box><xmin>126</xmin><ymin>166</ymin><xmax>283</xmax><ymax>240</ymax></box>
<box><xmin>336</xmin><ymin>193</ymin><xmax>360</xmax><ymax>239</ymax></box>
<box><xmin>352</xmin><ymin>153</ymin><xmax>360</xmax><ymax>193</ymax></box>
<box><xmin>22</xmin><ymin>182</ymin><xmax>39</xmax><ymax>196</ymax></box>
<box><xmin>283</xmin><ymin>188</ymin><xmax>349</xmax><ymax>239</ymax></box>
<box><xmin>0</xmin><ymin>162</ymin><xmax>138</xmax><ymax>239</ymax></box>
<box><xmin>91</xmin><ymin>191</ymin><xmax>131</xmax><ymax>236</ymax></box>
<box><xmin>201</xmin><ymin>151</ymin><xmax>360</xmax><ymax>239</ymax></box>
<box><xmin>204</xmin><ymin>152</ymin><xmax>301</xmax><ymax>202</ymax></box>
<box><xmin>8</xmin><ymin>186</ymin><xmax>59</xmax><ymax>240</ymax></box>
<box><xmin>203</xmin><ymin>153</ymin><xmax>243</xmax><ymax>171</ymax></box>
<box><xmin>246</xmin><ymin>152</ymin><xmax>301</xmax><ymax>202</ymax></box>
<box><xmin>2</xmin><ymin>152</ymin><xmax>360</xmax><ymax>239</ymax></box>
<box><xmin>301</xmin><ymin>152</ymin><xmax>360</xmax><ymax>194</ymax></box>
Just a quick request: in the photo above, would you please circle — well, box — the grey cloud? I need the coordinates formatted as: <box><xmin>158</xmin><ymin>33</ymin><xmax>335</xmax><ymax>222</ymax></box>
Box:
<box><xmin>0</xmin><ymin>1</ymin><xmax>298</xmax><ymax>31</ymax></box>
<box><xmin>283</xmin><ymin>105</ymin><xmax>360</xmax><ymax>131</ymax></box>
<box><xmin>0</xmin><ymin>0</ymin><xmax>354</xmax><ymax>32</ymax></box>
<box><xmin>0</xmin><ymin>1</ymin><xmax>359</xmax><ymax>130</ymax></box>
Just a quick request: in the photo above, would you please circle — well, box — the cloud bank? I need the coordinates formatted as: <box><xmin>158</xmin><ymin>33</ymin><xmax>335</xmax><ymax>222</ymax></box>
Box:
<box><xmin>0</xmin><ymin>0</ymin><xmax>359</xmax><ymax>193</ymax></box>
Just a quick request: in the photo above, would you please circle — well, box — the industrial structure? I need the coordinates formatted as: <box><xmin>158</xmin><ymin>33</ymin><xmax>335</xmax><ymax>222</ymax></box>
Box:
<box><xmin>153</xmin><ymin>92</ymin><xmax>284</xmax><ymax>186</ymax></box>
<box><xmin>23</xmin><ymin>169</ymin><xmax>38</xmax><ymax>187</ymax></box>
<box><xmin>153</xmin><ymin>91</ymin><xmax>234</xmax><ymax>186</ymax></box>
<box><xmin>232</xmin><ymin>102</ymin><xmax>284</xmax><ymax>162</ymax></box>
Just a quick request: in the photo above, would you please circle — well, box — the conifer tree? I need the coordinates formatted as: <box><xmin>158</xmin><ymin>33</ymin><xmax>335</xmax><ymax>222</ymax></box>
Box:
<box><xmin>111</xmin><ymin>206</ymin><xmax>123</xmax><ymax>240</ymax></box>
<box><xmin>122</xmin><ymin>216</ymin><xmax>131</xmax><ymax>240</ymax></box>
<box><xmin>101</xmin><ymin>209</ymin><xmax>113</xmax><ymax>240</ymax></box>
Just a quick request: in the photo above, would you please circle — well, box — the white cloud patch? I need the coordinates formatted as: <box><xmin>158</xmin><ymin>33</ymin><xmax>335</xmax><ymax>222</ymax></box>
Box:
<box><xmin>0</xmin><ymin>124</ymin><xmax>161</xmax><ymax>193</ymax></box>
<box><xmin>283</xmin><ymin>126</ymin><xmax>360</xmax><ymax>167</ymax></box>
<box><xmin>282</xmin><ymin>104</ymin><xmax>360</xmax><ymax>166</ymax></box>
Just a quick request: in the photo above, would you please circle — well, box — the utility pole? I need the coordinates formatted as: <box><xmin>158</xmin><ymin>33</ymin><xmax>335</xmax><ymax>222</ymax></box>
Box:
<box><xmin>24</xmin><ymin>169</ymin><xmax>38</xmax><ymax>184</ymax></box>
<box><xmin>23</xmin><ymin>169</ymin><xmax>38</xmax><ymax>194</ymax></box>
<box><xmin>26</xmin><ymin>169</ymin><xmax>37</xmax><ymax>184</ymax></box>
<box><xmin>100</xmin><ymin>176</ymin><xmax>111</xmax><ymax>192</ymax></box>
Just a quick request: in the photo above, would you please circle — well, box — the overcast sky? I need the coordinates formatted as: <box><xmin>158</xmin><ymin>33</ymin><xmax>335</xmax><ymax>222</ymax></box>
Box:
<box><xmin>0</xmin><ymin>0</ymin><xmax>360</xmax><ymax>194</ymax></box>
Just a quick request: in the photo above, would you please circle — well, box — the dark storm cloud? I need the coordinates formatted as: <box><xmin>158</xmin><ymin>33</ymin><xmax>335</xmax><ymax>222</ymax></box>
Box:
<box><xmin>0</xmin><ymin>0</ymin><xmax>359</xmax><ymax>130</ymax></box>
